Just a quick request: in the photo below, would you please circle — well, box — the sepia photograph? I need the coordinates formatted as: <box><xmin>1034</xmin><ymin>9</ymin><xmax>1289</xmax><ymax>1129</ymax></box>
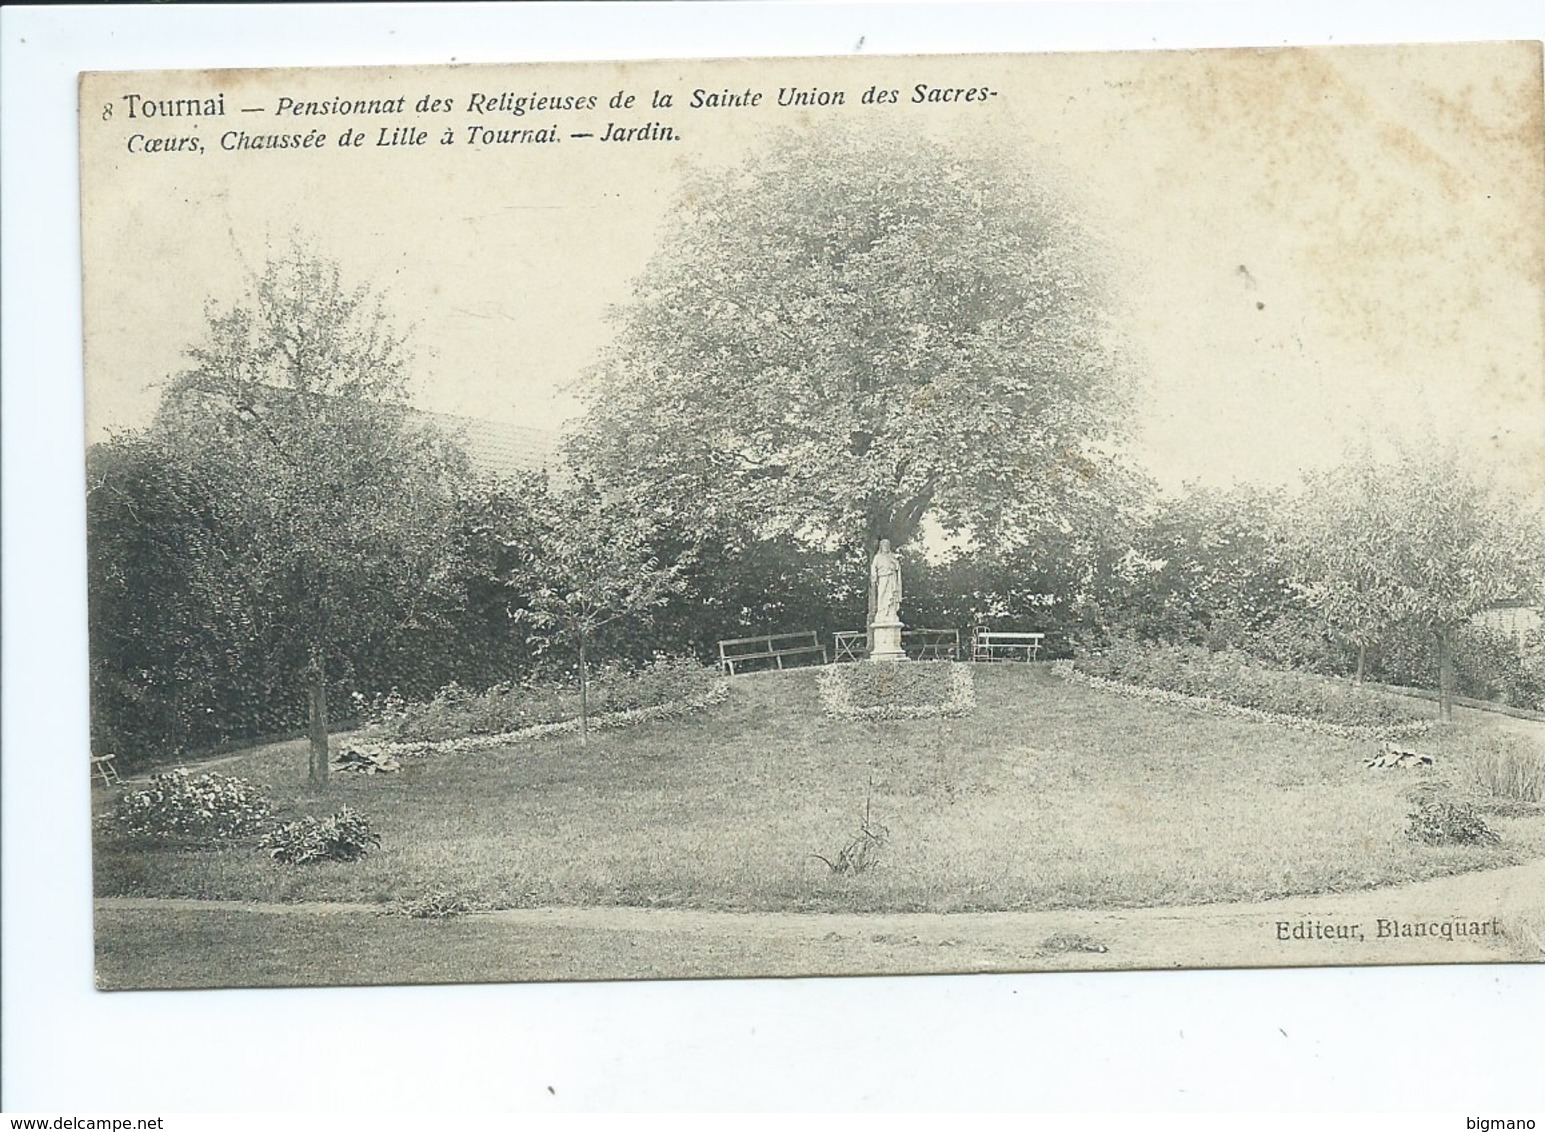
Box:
<box><xmin>77</xmin><ymin>40</ymin><xmax>1545</xmax><ymax>995</ymax></box>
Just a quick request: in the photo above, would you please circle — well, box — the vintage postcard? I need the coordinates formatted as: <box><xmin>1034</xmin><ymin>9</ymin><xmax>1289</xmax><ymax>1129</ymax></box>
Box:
<box><xmin>80</xmin><ymin>43</ymin><xmax>1545</xmax><ymax>991</ymax></box>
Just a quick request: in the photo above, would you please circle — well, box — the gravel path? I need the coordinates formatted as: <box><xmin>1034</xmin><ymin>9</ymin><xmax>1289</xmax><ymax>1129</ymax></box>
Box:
<box><xmin>95</xmin><ymin>858</ymin><xmax>1544</xmax><ymax>987</ymax></box>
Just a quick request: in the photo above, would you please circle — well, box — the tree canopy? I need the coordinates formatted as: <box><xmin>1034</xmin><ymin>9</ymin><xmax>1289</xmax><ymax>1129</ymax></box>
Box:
<box><xmin>571</xmin><ymin>129</ymin><xmax>1135</xmax><ymax>562</ymax></box>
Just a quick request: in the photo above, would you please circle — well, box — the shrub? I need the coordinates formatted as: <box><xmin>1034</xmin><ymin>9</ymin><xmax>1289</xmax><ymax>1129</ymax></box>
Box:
<box><xmin>1076</xmin><ymin>638</ymin><xmax>1430</xmax><ymax>730</ymax></box>
<box><xmin>817</xmin><ymin>661</ymin><xmax>974</xmax><ymax>720</ymax></box>
<box><xmin>1462</xmin><ymin>732</ymin><xmax>1545</xmax><ymax>803</ymax></box>
<box><xmin>374</xmin><ymin>654</ymin><xmax>720</xmax><ymax>743</ymax></box>
<box><xmin>396</xmin><ymin>891</ymin><xmax>483</xmax><ymax>919</ymax></box>
<box><xmin>261</xmin><ymin>807</ymin><xmax>380</xmax><ymax>864</ymax></box>
<box><xmin>1406</xmin><ymin>799</ymin><xmax>1501</xmax><ymax>847</ymax></box>
<box><xmin>109</xmin><ymin>769</ymin><xmax>271</xmax><ymax>843</ymax></box>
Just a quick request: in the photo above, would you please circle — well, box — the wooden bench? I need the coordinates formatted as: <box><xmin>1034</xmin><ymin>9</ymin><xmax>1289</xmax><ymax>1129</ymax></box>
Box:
<box><xmin>718</xmin><ymin>631</ymin><xmax>828</xmax><ymax>675</ymax></box>
<box><xmin>972</xmin><ymin>629</ymin><xmax>1045</xmax><ymax>662</ymax></box>
<box><xmin>90</xmin><ymin>753</ymin><xmax>122</xmax><ymax>787</ymax></box>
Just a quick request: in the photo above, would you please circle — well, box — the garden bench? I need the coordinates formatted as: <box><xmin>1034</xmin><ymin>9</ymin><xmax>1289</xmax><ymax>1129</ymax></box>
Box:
<box><xmin>972</xmin><ymin>629</ymin><xmax>1044</xmax><ymax>662</ymax></box>
<box><xmin>90</xmin><ymin>753</ymin><xmax>122</xmax><ymax>787</ymax></box>
<box><xmin>718</xmin><ymin>630</ymin><xmax>828</xmax><ymax>675</ymax></box>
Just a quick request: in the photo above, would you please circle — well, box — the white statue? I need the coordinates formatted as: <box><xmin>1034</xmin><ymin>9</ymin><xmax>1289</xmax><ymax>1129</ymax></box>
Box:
<box><xmin>871</xmin><ymin>539</ymin><xmax>902</xmax><ymax>625</ymax></box>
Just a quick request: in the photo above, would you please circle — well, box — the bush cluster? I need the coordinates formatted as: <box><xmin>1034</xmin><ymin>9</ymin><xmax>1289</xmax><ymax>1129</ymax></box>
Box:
<box><xmin>817</xmin><ymin>661</ymin><xmax>974</xmax><ymax>720</ymax></box>
<box><xmin>260</xmin><ymin>807</ymin><xmax>381</xmax><ymax>864</ymax></box>
<box><xmin>109</xmin><ymin>769</ymin><xmax>272</xmax><ymax>843</ymax></box>
<box><xmin>370</xmin><ymin>655</ymin><xmax>720</xmax><ymax>744</ymax></box>
<box><xmin>1406</xmin><ymin>800</ymin><xmax>1501</xmax><ymax>847</ymax></box>
<box><xmin>1075</xmin><ymin>639</ymin><xmax>1431</xmax><ymax>730</ymax></box>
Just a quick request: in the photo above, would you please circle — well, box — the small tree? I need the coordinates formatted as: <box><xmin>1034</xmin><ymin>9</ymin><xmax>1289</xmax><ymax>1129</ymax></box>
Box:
<box><xmin>1296</xmin><ymin>446</ymin><xmax>1542</xmax><ymax>719</ymax></box>
<box><xmin>153</xmin><ymin>242</ymin><xmax>472</xmax><ymax>784</ymax></box>
<box><xmin>1294</xmin><ymin>457</ymin><xmax>1406</xmax><ymax>682</ymax></box>
<box><xmin>1381</xmin><ymin>449</ymin><xmax>1542</xmax><ymax>721</ymax></box>
<box><xmin>508</xmin><ymin>480</ymin><xmax>688</xmax><ymax>744</ymax></box>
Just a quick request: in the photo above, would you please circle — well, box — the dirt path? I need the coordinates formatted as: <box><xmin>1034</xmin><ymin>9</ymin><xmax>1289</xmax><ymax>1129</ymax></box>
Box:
<box><xmin>95</xmin><ymin>858</ymin><xmax>1544</xmax><ymax>987</ymax></box>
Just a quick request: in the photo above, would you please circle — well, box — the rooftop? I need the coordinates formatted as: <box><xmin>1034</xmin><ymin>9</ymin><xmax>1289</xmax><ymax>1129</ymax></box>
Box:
<box><xmin>413</xmin><ymin>409</ymin><xmax>565</xmax><ymax>481</ymax></box>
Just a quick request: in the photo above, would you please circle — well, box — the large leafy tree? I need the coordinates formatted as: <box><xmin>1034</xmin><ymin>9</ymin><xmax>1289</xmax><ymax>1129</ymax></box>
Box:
<box><xmin>152</xmin><ymin>244</ymin><xmax>473</xmax><ymax>784</ymax></box>
<box><xmin>572</xmin><ymin>129</ymin><xmax>1133</xmax><ymax>637</ymax></box>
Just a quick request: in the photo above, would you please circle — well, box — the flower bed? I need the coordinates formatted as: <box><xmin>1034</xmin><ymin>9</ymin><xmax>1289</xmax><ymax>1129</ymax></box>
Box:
<box><xmin>365</xmin><ymin>655</ymin><xmax>722</xmax><ymax>744</ymax></box>
<box><xmin>343</xmin><ymin>678</ymin><xmax>730</xmax><ymax>761</ymax></box>
<box><xmin>1054</xmin><ymin>656</ymin><xmax>1434</xmax><ymax>741</ymax></box>
<box><xmin>817</xmin><ymin>661</ymin><xmax>975</xmax><ymax>720</ymax></box>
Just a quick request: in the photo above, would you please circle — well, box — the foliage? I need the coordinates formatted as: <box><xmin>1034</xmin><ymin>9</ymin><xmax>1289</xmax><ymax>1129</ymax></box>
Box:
<box><xmin>1406</xmin><ymin>799</ymin><xmax>1501</xmax><ymax>847</ymax></box>
<box><xmin>109</xmin><ymin>769</ymin><xmax>272</xmax><ymax>843</ymax></box>
<box><xmin>261</xmin><ymin>807</ymin><xmax>381</xmax><ymax>864</ymax></box>
<box><xmin>647</xmin><ymin>528</ymin><xmax>864</xmax><ymax>663</ymax></box>
<box><xmin>1239</xmin><ymin>608</ymin><xmax>1348</xmax><ymax>675</ymax></box>
<box><xmin>903</xmin><ymin>473</ymin><xmax>1150</xmax><ymax>659</ymax></box>
<box><xmin>84</xmin><ymin>439</ymin><xmax>537</xmax><ymax>768</ymax></box>
<box><xmin>86</xmin><ymin>437</ymin><xmax>291</xmax><ymax>766</ymax></box>
<box><xmin>817</xmin><ymin>661</ymin><xmax>974</xmax><ymax>720</ymax></box>
<box><xmin>1074</xmin><ymin>639</ymin><xmax>1431</xmax><ymax>731</ymax></box>
<box><xmin>1106</xmin><ymin>483</ymin><xmax>1305</xmax><ymax>649</ymax></box>
<box><xmin>1461</xmin><ymin>731</ymin><xmax>1545</xmax><ymax>804</ymax></box>
<box><xmin>370</xmin><ymin>655</ymin><xmax>721</xmax><ymax>744</ymax></box>
<box><xmin>1292</xmin><ymin>457</ymin><xmax>1409</xmax><ymax>676</ymax></box>
<box><xmin>572</xmin><ymin>128</ymin><xmax>1134</xmax><ymax>575</ymax></box>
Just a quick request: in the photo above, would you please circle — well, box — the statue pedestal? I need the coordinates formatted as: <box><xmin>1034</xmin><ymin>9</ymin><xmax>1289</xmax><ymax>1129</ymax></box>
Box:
<box><xmin>868</xmin><ymin>619</ymin><xmax>906</xmax><ymax>663</ymax></box>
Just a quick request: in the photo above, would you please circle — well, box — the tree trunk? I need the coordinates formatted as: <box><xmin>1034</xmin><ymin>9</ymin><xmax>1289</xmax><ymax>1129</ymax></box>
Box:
<box><xmin>1436</xmin><ymin>626</ymin><xmax>1454</xmax><ymax>723</ymax></box>
<box><xmin>1354</xmin><ymin>642</ymin><xmax>1366</xmax><ymax>685</ymax></box>
<box><xmin>307</xmin><ymin>652</ymin><xmax>329</xmax><ymax>787</ymax></box>
<box><xmin>578</xmin><ymin>632</ymin><xmax>590</xmax><ymax>747</ymax></box>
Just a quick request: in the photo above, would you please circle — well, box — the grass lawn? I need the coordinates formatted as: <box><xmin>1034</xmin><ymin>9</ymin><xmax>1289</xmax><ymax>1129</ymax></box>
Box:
<box><xmin>92</xmin><ymin>665</ymin><xmax>1545</xmax><ymax>914</ymax></box>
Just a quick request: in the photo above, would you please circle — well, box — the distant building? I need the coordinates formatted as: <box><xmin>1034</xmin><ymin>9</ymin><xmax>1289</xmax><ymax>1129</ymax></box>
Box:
<box><xmin>156</xmin><ymin>382</ymin><xmax>568</xmax><ymax>485</ymax></box>
<box><xmin>1471</xmin><ymin>601</ymin><xmax>1542</xmax><ymax>650</ymax></box>
<box><xmin>411</xmin><ymin>409</ymin><xmax>565</xmax><ymax>482</ymax></box>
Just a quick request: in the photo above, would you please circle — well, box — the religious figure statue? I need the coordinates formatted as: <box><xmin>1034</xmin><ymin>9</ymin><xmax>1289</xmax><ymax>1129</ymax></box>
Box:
<box><xmin>871</xmin><ymin>539</ymin><xmax>902</xmax><ymax>624</ymax></box>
